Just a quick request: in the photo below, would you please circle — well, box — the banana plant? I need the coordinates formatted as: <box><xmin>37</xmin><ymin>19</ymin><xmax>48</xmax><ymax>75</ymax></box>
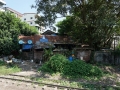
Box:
<box><xmin>43</xmin><ymin>47</ymin><xmax>53</xmax><ymax>62</ymax></box>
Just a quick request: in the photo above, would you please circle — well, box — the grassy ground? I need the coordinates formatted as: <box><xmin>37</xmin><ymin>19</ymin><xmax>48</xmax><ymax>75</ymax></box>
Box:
<box><xmin>33</xmin><ymin>64</ymin><xmax>120</xmax><ymax>90</ymax></box>
<box><xmin>0</xmin><ymin>59</ymin><xmax>120</xmax><ymax>90</ymax></box>
<box><xmin>31</xmin><ymin>74</ymin><xmax>120</xmax><ymax>90</ymax></box>
<box><xmin>0</xmin><ymin>61</ymin><xmax>21</xmax><ymax>75</ymax></box>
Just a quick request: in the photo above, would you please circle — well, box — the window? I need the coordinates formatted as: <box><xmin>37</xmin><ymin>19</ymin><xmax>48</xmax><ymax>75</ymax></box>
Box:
<box><xmin>30</xmin><ymin>22</ymin><xmax>32</xmax><ymax>24</ymax></box>
<box><xmin>30</xmin><ymin>17</ymin><xmax>33</xmax><ymax>19</ymax></box>
<box><xmin>24</xmin><ymin>18</ymin><xmax>26</xmax><ymax>20</ymax></box>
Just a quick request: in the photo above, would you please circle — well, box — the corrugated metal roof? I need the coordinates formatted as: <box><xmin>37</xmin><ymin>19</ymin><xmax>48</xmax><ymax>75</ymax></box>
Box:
<box><xmin>19</xmin><ymin>35</ymin><xmax>73</xmax><ymax>44</ymax></box>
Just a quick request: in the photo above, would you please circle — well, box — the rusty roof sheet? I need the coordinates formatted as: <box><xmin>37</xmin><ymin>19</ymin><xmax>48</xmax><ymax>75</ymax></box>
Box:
<box><xmin>19</xmin><ymin>35</ymin><xmax>74</xmax><ymax>44</ymax></box>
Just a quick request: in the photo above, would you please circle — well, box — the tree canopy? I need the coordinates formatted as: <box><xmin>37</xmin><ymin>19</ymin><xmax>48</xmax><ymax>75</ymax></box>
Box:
<box><xmin>0</xmin><ymin>12</ymin><xmax>38</xmax><ymax>55</ymax></box>
<box><xmin>33</xmin><ymin>0</ymin><xmax>120</xmax><ymax>49</ymax></box>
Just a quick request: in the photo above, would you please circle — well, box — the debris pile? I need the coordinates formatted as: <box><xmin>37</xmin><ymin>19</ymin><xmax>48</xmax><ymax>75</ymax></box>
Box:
<box><xmin>0</xmin><ymin>55</ymin><xmax>22</xmax><ymax>64</ymax></box>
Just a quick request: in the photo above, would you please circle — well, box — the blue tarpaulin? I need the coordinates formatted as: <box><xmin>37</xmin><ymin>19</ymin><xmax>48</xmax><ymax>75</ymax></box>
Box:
<box><xmin>40</xmin><ymin>36</ymin><xmax>48</xmax><ymax>42</ymax></box>
<box><xmin>51</xmin><ymin>34</ymin><xmax>57</xmax><ymax>36</ymax></box>
<box><xmin>22</xmin><ymin>44</ymin><xmax>33</xmax><ymax>50</ymax></box>
<box><xmin>68</xmin><ymin>56</ymin><xmax>73</xmax><ymax>62</ymax></box>
<box><xmin>40</xmin><ymin>38</ymin><xmax>48</xmax><ymax>42</ymax></box>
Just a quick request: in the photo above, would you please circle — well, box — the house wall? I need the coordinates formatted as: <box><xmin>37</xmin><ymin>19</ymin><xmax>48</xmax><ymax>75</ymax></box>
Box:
<box><xmin>34</xmin><ymin>50</ymin><xmax>43</xmax><ymax>63</ymax></box>
<box><xmin>0</xmin><ymin>5</ymin><xmax>5</xmax><ymax>11</ymax></box>
<box><xmin>19</xmin><ymin>35</ymin><xmax>120</xmax><ymax>64</ymax></box>
<box><xmin>76</xmin><ymin>50</ymin><xmax>91</xmax><ymax>62</ymax></box>
<box><xmin>94</xmin><ymin>51</ymin><xmax>113</xmax><ymax>64</ymax></box>
<box><xmin>4</xmin><ymin>7</ymin><xmax>22</xmax><ymax>18</ymax></box>
<box><xmin>22</xmin><ymin>52</ymin><xmax>30</xmax><ymax>60</ymax></box>
<box><xmin>0</xmin><ymin>0</ymin><xmax>6</xmax><ymax>12</ymax></box>
<box><xmin>21</xmin><ymin>13</ymin><xmax>36</xmax><ymax>26</ymax></box>
<box><xmin>94</xmin><ymin>50</ymin><xmax>120</xmax><ymax>64</ymax></box>
<box><xmin>0</xmin><ymin>0</ymin><xmax>6</xmax><ymax>5</ymax></box>
<box><xmin>20</xmin><ymin>13</ymin><xmax>44</xmax><ymax>34</ymax></box>
<box><xmin>19</xmin><ymin>35</ymin><xmax>92</xmax><ymax>62</ymax></box>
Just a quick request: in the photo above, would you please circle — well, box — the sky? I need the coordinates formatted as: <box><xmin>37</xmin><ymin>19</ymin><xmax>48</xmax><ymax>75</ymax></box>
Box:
<box><xmin>5</xmin><ymin>0</ymin><xmax>37</xmax><ymax>14</ymax></box>
<box><xmin>4</xmin><ymin>0</ymin><xmax>64</xmax><ymax>30</ymax></box>
<box><xmin>5</xmin><ymin>0</ymin><xmax>64</xmax><ymax>22</ymax></box>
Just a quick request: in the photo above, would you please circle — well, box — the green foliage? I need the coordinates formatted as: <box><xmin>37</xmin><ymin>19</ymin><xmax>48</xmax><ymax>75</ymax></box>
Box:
<box><xmin>56</xmin><ymin>16</ymin><xmax>73</xmax><ymax>35</ymax></box>
<box><xmin>47</xmin><ymin>54</ymin><xmax>68</xmax><ymax>72</ymax></box>
<box><xmin>114</xmin><ymin>21</ymin><xmax>120</xmax><ymax>36</ymax></box>
<box><xmin>0</xmin><ymin>60</ymin><xmax>21</xmax><ymax>75</ymax></box>
<box><xmin>63</xmin><ymin>60</ymin><xmax>103</xmax><ymax>77</ymax></box>
<box><xmin>0</xmin><ymin>60</ymin><xmax>6</xmax><ymax>66</ymax></box>
<box><xmin>116</xmin><ymin>41</ymin><xmax>120</xmax><ymax>50</ymax></box>
<box><xmin>0</xmin><ymin>12</ymin><xmax>20</xmax><ymax>55</ymax></box>
<box><xmin>40</xmin><ymin>54</ymin><xmax>68</xmax><ymax>73</ymax></box>
<box><xmin>56</xmin><ymin>15</ymin><xmax>116</xmax><ymax>50</ymax></box>
<box><xmin>43</xmin><ymin>48</ymin><xmax>54</xmax><ymax>62</ymax></box>
<box><xmin>33</xmin><ymin>0</ymin><xmax>120</xmax><ymax>50</ymax></box>
<box><xmin>39</xmin><ymin>54</ymin><xmax>103</xmax><ymax>78</ymax></box>
<box><xmin>0</xmin><ymin>11</ymin><xmax>38</xmax><ymax>55</ymax></box>
<box><xmin>18</xmin><ymin>22</ymin><xmax>38</xmax><ymax>36</ymax></box>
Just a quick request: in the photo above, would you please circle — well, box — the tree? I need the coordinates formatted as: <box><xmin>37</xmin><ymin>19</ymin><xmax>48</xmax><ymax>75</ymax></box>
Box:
<box><xmin>33</xmin><ymin>0</ymin><xmax>120</xmax><ymax>50</ymax></box>
<box><xmin>18</xmin><ymin>21</ymin><xmax>38</xmax><ymax>36</ymax></box>
<box><xmin>0</xmin><ymin>12</ymin><xmax>38</xmax><ymax>55</ymax></box>
<box><xmin>56</xmin><ymin>16</ymin><xmax>83</xmax><ymax>41</ymax></box>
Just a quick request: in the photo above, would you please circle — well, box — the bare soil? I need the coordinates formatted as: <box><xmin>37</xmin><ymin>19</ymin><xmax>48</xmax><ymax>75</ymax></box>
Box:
<box><xmin>0</xmin><ymin>60</ymin><xmax>54</xmax><ymax>90</ymax></box>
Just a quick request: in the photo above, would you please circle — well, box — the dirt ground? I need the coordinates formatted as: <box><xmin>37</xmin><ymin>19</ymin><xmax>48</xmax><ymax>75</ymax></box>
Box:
<box><xmin>0</xmin><ymin>60</ymin><xmax>55</xmax><ymax>90</ymax></box>
<box><xmin>0</xmin><ymin>60</ymin><xmax>120</xmax><ymax>90</ymax></box>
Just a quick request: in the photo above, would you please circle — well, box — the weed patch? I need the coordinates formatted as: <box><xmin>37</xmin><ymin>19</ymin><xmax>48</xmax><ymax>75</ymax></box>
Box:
<box><xmin>39</xmin><ymin>54</ymin><xmax>103</xmax><ymax>78</ymax></box>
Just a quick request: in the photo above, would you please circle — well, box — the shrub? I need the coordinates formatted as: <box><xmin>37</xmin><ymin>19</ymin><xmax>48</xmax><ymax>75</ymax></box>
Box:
<box><xmin>39</xmin><ymin>54</ymin><xmax>103</xmax><ymax>78</ymax></box>
<box><xmin>39</xmin><ymin>54</ymin><xmax>68</xmax><ymax>73</ymax></box>
<box><xmin>63</xmin><ymin>60</ymin><xmax>103</xmax><ymax>77</ymax></box>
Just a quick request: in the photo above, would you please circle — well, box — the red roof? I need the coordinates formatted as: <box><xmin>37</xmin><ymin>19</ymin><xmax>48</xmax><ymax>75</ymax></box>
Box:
<box><xmin>19</xmin><ymin>35</ymin><xmax>73</xmax><ymax>44</ymax></box>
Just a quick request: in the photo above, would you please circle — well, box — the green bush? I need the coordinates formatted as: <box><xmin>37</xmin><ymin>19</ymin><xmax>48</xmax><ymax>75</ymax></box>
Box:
<box><xmin>63</xmin><ymin>60</ymin><xmax>103</xmax><ymax>77</ymax></box>
<box><xmin>39</xmin><ymin>54</ymin><xmax>103</xmax><ymax>77</ymax></box>
<box><xmin>39</xmin><ymin>54</ymin><xmax>68</xmax><ymax>73</ymax></box>
<box><xmin>0</xmin><ymin>60</ymin><xmax>6</xmax><ymax>66</ymax></box>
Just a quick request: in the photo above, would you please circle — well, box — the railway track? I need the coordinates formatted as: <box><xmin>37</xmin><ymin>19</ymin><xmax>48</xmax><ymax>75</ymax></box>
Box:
<box><xmin>0</xmin><ymin>74</ymin><xmax>87</xmax><ymax>90</ymax></box>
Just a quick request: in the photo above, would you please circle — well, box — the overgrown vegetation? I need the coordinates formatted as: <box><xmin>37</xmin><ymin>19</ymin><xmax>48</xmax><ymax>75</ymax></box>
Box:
<box><xmin>43</xmin><ymin>48</ymin><xmax>53</xmax><ymax>62</ymax></box>
<box><xmin>36</xmin><ymin>54</ymin><xmax>120</xmax><ymax>89</ymax></box>
<box><xmin>0</xmin><ymin>60</ymin><xmax>21</xmax><ymax>75</ymax></box>
<box><xmin>40</xmin><ymin>54</ymin><xmax>68</xmax><ymax>73</ymax></box>
<box><xmin>39</xmin><ymin>54</ymin><xmax>103</xmax><ymax>78</ymax></box>
<box><xmin>63</xmin><ymin>60</ymin><xmax>103</xmax><ymax>78</ymax></box>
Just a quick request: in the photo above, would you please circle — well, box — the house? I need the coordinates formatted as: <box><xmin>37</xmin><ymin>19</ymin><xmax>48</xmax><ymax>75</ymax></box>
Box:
<box><xmin>18</xmin><ymin>35</ymin><xmax>91</xmax><ymax>62</ymax></box>
<box><xmin>4</xmin><ymin>7</ymin><xmax>22</xmax><ymax>18</ymax></box>
<box><xmin>0</xmin><ymin>0</ymin><xmax>6</xmax><ymax>12</ymax></box>
<box><xmin>42</xmin><ymin>30</ymin><xmax>57</xmax><ymax>35</ymax></box>
<box><xmin>21</xmin><ymin>13</ymin><xmax>45</xmax><ymax>34</ymax></box>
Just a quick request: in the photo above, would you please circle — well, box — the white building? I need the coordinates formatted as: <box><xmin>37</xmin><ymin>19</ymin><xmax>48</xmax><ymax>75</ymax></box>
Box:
<box><xmin>0</xmin><ymin>0</ymin><xmax>6</xmax><ymax>12</ymax></box>
<box><xmin>21</xmin><ymin>13</ymin><xmax>44</xmax><ymax>34</ymax></box>
<box><xmin>4</xmin><ymin>7</ymin><xmax>22</xmax><ymax>18</ymax></box>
